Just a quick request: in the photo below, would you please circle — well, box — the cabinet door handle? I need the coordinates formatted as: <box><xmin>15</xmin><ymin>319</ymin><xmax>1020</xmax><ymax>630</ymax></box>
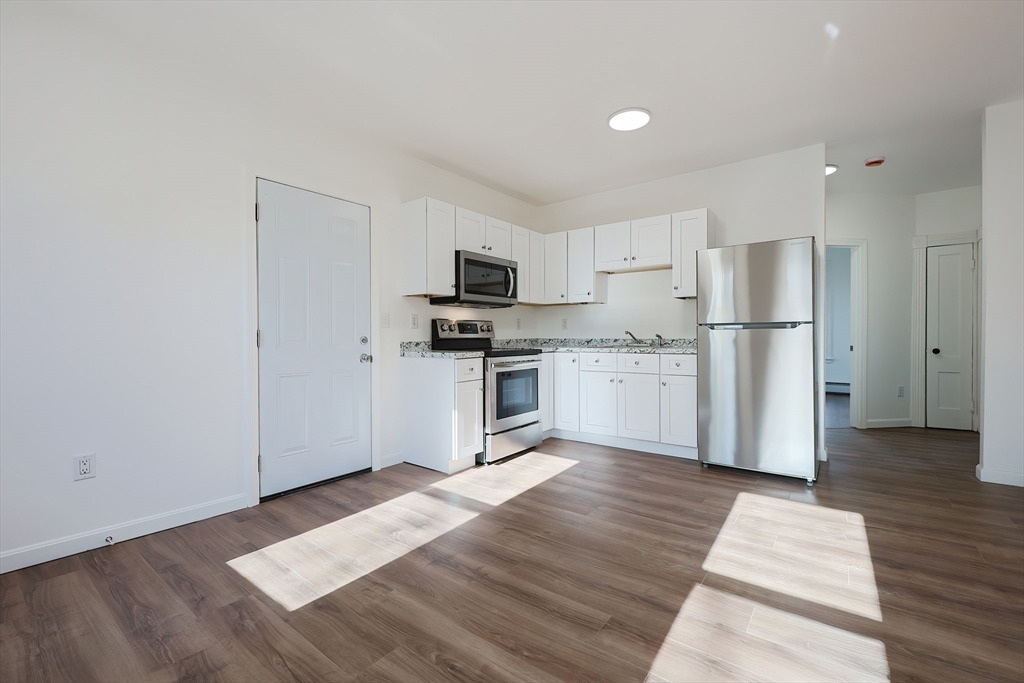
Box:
<box><xmin>587</xmin><ymin>291</ymin><xmax>591</xmax><ymax>296</ymax></box>
<box><xmin>674</xmin><ymin>286</ymin><xmax>679</xmax><ymax>290</ymax></box>
<box><xmin>662</xmin><ymin>382</ymin><xmax>667</xmax><ymax>386</ymax></box>
<box><xmin>609</xmin><ymin>378</ymin><xmax>614</xmax><ymax>383</ymax></box>
<box><xmin>932</xmin><ymin>348</ymin><xmax>940</xmax><ymax>354</ymax></box>
<box><xmin>487</xmin><ymin>246</ymin><xmax>493</xmax><ymax>251</ymax></box>
<box><xmin>623</xmin><ymin>257</ymin><xmax>628</xmax><ymax>261</ymax></box>
<box><xmin>634</xmin><ymin>360</ymin><xmax>639</xmax><ymax>365</ymax></box>
<box><xmin>561</xmin><ymin>294</ymin><xmax>565</xmax><ymax>298</ymax></box>
<box><xmin>618</xmin><ymin>379</ymin><xmax>623</xmax><ymax>384</ymax></box>
<box><xmin>631</xmin><ymin>256</ymin><xmax>636</xmax><ymax>260</ymax></box>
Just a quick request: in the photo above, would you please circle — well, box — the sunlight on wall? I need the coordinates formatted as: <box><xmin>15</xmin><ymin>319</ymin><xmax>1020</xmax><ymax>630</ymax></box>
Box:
<box><xmin>646</xmin><ymin>493</ymin><xmax>890</xmax><ymax>682</ymax></box>
<box><xmin>227</xmin><ymin>451</ymin><xmax>578</xmax><ymax>610</ymax></box>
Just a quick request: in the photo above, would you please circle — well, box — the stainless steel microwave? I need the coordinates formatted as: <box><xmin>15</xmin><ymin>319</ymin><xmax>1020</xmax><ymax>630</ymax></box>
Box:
<box><xmin>430</xmin><ymin>251</ymin><xmax>518</xmax><ymax>308</ymax></box>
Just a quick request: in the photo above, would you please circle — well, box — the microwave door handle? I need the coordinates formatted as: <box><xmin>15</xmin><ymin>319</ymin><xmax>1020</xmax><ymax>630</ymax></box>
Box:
<box><xmin>506</xmin><ymin>267</ymin><xmax>514</xmax><ymax>298</ymax></box>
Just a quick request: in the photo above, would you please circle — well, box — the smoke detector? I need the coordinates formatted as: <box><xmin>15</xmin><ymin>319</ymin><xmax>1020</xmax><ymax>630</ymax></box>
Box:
<box><xmin>864</xmin><ymin>156</ymin><xmax>885</xmax><ymax>167</ymax></box>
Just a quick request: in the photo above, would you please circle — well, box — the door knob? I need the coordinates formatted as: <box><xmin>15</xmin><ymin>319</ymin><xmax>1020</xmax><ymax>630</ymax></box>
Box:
<box><xmin>360</xmin><ymin>336</ymin><xmax>368</xmax><ymax>345</ymax></box>
<box><xmin>932</xmin><ymin>348</ymin><xmax>940</xmax><ymax>354</ymax></box>
<box><xmin>360</xmin><ymin>354</ymin><xmax>373</xmax><ymax>363</ymax></box>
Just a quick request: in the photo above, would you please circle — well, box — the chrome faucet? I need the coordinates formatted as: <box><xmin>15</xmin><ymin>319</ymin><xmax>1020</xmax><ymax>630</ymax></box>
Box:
<box><xmin>625</xmin><ymin>330</ymin><xmax>641</xmax><ymax>344</ymax></box>
<box><xmin>655</xmin><ymin>334</ymin><xmax>665</xmax><ymax>347</ymax></box>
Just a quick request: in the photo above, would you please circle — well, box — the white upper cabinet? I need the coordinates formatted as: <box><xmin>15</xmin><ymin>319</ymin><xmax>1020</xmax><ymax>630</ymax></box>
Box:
<box><xmin>593</xmin><ymin>215</ymin><xmax>671</xmax><ymax>273</ymax></box>
<box><xmin>402</xmin><ymin>197</ymin><xmax>456</xmax><ymax>297</ymax></box>
<box><xmin>455</xmin><ymin>207</ymin><xmax>486</xmax><ymax>255</ymax></box>
<box><xmin>486</xmin><ymin>216</ymin><xmax>512</xmax><ymax>260</ymax></box>
<box><xmin>544</xmin><ymin>231</ymin><xmax>568</xmax><ymax>304</ymax></box>
<box><xmin>631</xmin><ymin>214</ymin><xmax>672</xmax><ymax>269</ymax></box>
<box><xmin>672</xmin><ymin>208</ymin><xmax>716</xmax><ymax>298</ymax></box>
<box><xmin>567</xmin><ymin>227</ymin><xmax>607</xmax><ymax>303</ymax></box>
<box><xmin>511</xmin><ymin>225</ymin><xmax>530</xmax><ymax>303</ymax></box>
<box><xmin>594</xmin><ymin>221</ymin><xmax>631</xmax><ymax>271</ymax></box>
<box><xmin>529</xmin><ymin>230</ymin><xmax>545</xmax><ymax>305</ymax></box>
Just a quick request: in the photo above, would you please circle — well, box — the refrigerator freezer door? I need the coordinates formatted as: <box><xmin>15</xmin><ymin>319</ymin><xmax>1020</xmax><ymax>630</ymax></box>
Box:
<box><xmin>698</xmin><ymin>323</ymin><xmax>816</xmax><ymax>479</ymax></box>
<box><xmin>697</xmin><ymin>237</ymin><xmax>814</xmax><ymax>325</ymax></box>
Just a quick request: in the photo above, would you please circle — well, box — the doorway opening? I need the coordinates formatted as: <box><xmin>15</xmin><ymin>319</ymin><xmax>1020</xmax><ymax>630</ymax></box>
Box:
<box><xmin>824</xmin><ymin>240</ymin><xmax>867</xmax><ymax>429</ymax></box>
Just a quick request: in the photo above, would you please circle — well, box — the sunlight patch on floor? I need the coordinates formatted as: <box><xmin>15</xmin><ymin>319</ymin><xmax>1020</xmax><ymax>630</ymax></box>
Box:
<box><xmin>646</xmin><ymin>493</ymin><xmax>889</xmax><ymax>682</ymax></box>
<box><xmin>228</xmin><ymin>451</ymin><xmax>578</xmax><ymax>610</ymax></box>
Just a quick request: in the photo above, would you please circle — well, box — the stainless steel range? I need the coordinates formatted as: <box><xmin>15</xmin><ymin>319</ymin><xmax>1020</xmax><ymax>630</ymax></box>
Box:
<box><xmin>432</xmin><ymin>319</ymin><xmax>542</xmax><ymax>463</ymax></box>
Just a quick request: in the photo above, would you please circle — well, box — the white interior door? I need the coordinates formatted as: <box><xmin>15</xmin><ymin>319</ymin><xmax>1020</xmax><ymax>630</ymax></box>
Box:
<box><xmin>257</xmin><ymin>179</ymin><xmax>371</xmax><ymax>497</ymax></box>
<box><xmin>926</xmin><ymin>243</ymin><xmax>974</xmax><ymax>430</ymax></box>
<box><xmin>825</xmin><ymin>247</ymin><xmax>852</xmax><ymax>386</ymax></box>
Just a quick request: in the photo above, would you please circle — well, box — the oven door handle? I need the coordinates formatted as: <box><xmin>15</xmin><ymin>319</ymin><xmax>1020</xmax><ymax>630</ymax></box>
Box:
<box><xmin>489</xmin><ymin>360</ymin><xmax>542</xmax><ymax>370</ymax></box>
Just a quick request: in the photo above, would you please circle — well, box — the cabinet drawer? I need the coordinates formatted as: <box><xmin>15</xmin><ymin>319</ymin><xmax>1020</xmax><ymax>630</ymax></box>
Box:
<box><xmin>456</xmin><ymin>357</ymin><xmax>483</xmax><ymax>382</ymax></box>
<box><xmin>617</xmin><ymin>354</ymin><xmax>660</xmax><ymax>374</ymax></box>
<box><xmin>580</xmin><ymin>352</ymin><xmax>617</xmax><ymax>371</ymax></box>
<box><xmin>660</xmin><ymin>354</ymin><xmax>696</xmax><ymax>376</ymax></box>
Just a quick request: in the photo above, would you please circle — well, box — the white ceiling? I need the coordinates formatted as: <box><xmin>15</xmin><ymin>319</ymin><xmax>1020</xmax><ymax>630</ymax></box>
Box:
<box><xmin>80</xmin><ymin>1</ymin><xmax>1023</xmax><ymax>204</ymax></box>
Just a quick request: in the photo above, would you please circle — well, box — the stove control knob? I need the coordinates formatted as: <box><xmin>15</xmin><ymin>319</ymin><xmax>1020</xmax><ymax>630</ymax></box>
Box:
<box><xmin>440</xmin><ymin>324</ymin><xmax>449</xmax><ymax>332</ymax></box>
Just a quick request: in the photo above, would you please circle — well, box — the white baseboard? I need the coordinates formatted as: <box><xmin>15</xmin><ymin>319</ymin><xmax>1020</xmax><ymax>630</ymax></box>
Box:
<box><xmin>547</xmin><ymin>430</ymin><xmax>697</xmax><ymax>460</ymax></box>
<box><xmin>0</xmin><ymin>493</ymin><xmax>248</xmax><ymax>574</ymax></box>
<box><xmin>976</xmin><ymin>464</ymin><xmax>1024</xmax><ymax>487</ymax></box>
<box><xmin>380</xmin><ymin>452</ymin><xmax>404</xmax><ymax>469</ymax></box>
<box><xmin>865</xmin><ymin>417</ymin><xmax>912</xmax><ymax>428</ymax></box>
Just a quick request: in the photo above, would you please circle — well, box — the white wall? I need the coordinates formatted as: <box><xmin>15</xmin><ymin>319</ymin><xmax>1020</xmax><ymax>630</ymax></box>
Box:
<box><xmin>979</xmin><ymin>100</ymin><xmax>1024</xmax><ymax>487</ymax></box>
<box><xmin>533</xmin><ymin>144</ymin><xmax>828</xmax><ymax>455</ymax></box>
<box><xmin>825</xmin><ymin>193</ymin><xmax>916</xmax><ymax>426</ymax></box>
<box><xmin>915</xmin><ymin>186</ymin><xmax>982</xmax><ymax>236</ymax></box>
<box><xmin>825</xmin><ymin>246</ymin><xmax>852</xmax><ymax>385</ymax></box>
<box><xmin>0</xmin><ymin>4</ymin><xmax>543</xmax><ymax>570</ymax></box>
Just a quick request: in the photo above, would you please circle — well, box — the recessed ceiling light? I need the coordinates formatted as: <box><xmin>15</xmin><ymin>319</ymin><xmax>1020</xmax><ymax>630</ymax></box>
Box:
<box><xmin>608</xmin><ymin>108</ymin><xmax>651</xmax><ymax>132</ymax></box>
<box><xmin>864</xmin><ymin>156</ymin><xmax>885</xmax><ymax>167</ymax></box>
<box><xmin>825</xmin><ymin>164</ymin><xmax>838</xmax><ymax>176</ymax></box>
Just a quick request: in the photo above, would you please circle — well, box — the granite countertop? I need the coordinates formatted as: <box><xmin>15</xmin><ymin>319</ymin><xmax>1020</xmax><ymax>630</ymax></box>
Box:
<box><xmin>401</xmin><ymin>337</ymin><xmax>696</xmax><ymax>358</ymax></box>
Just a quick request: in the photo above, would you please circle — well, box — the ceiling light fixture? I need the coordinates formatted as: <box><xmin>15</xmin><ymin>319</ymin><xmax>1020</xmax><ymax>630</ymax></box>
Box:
<box><xmin>864</xmin><ymin>156</ymin><xmax>885</xmax><ymax>167</ymax></box>
<box><xmin>608</xmin><ymin>108</ymin><xmax>651</xmax><ymax>132</ymax></box>
<box><xmin>825</xmin><ymin>164</ymin><xmax>838</xmax><ymax>176</ymax></box>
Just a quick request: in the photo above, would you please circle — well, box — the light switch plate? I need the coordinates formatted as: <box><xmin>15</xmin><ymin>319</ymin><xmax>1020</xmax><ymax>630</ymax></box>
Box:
<box><xmin>381</xmin><ymin>313</ymin><xmax>390</xmax><ymax>329</ymax></box>
<box><xmin>561</xmin><ymin>318</ymin><xmax>568</xmax><ymax>331</ymax></box>
<box><xmin>410</xmin><ymin>313</ymin><xmax>419</xmax><ymax>330</ymax></box>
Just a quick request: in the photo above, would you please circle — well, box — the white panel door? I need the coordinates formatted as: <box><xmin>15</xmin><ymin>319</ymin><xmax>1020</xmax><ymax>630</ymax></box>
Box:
<box><xmin>529</xmin><ymin>230</ymin><xmax>545</xmax><ymax>305</ymax></box>
<box><xmin>594</xmin><ymin>221</ymin><xmax>631</xmax><ymax>272</ymax></box>
<box><xmin>456</xmin><ymin>380</ymin><xmax>484</xmax><ymax>462</ymax></box>
<box><xmin>580</xmin><ymin>371</ymin><xmax>618</xmax><ymax>436</ymax></box>
<box><xmin>671</xmin><ymin>209</ymin><xmax>707</xmax><ymax>298</ymax></box>
<box><xmin>539</xmin><ymin>353</ymin><xmax>553</xmax><ymax>430</ymax></box>
<box><xmin>545</xmin><ymin>232</ymin><xmax>568</xmax><ymax>304</ymax></box>
<box><xmin>426</xmin><ymin>198</ymin><xmax>456</xmax><ymax>296</ymax></box>
<box><xmin>257</xmin><ymin>179</ymin><xmax>371</xmax><ymax>497</ymax></box>
<box><xmin>455</xmin><ymin>207</ymin><xmax>486</xmax><ymax>255</ymax></box>
<box><xmin>553</xmin><ymin>352</ymin><xmax>579</xmax><ymax>431</ymax></box>
<box><xmin>630</xmin><ymin>215</ymin><xmax>672</xmax><ymax>269</ymax></box>
<box><xmin>661</xmin><ymin>374</ymin><xmax>697</xmax><ymax>446</ymax></box>
<box><xmin>511</xmin><ymin>225</ymin><xmax>530</xmax><ymax>303</ymax></box>
<box><xmin>486</xmin><ymin>217</ymin><xmax>512</xmax><ymax>260</ymax></box>
<box><xmin>926</xmin><ymin>244</ymin><xmax>974</xmax><ymax>430</ymax></box>
<box><xmin>618</xmin><ymin>373</ymin><xmax>660</xmax><ymax>441</ymax></box>
<box><xmin>567</xmin><ymin>227</ymin><xmax>595</xmax><ymax>303</ymax></box>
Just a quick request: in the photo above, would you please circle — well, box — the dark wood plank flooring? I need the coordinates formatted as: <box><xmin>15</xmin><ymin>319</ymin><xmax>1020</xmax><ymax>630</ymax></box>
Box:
<box><xmin>2</xmin><ymin>427</ymin><xmax>1022</xmax><ymax>682</ymax></box>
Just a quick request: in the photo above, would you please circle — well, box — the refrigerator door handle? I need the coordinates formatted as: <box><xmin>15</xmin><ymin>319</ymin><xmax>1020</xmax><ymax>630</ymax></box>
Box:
<box><xmin>704</xmin><ymin>322</ymin><xmax>805</xmax><ymax>330</ymax></box>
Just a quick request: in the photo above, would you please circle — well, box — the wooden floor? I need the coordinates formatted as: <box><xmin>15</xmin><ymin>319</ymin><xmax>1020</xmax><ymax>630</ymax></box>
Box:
<box><xmin>2</xmin><ymin>428</ymin><xmax>1022</xmax><ymax>682</ymax></box>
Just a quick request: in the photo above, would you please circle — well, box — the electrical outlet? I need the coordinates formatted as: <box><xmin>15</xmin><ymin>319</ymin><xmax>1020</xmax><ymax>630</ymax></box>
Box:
<box><xmin>73</xmin><ymin>453</ymin><xmax>96</xmax><ymax>481</ymax></box>
<box><xmin>516</xmin><ymin>317</ymin><xmax>521</xmax><ymax>330</ymax></box>
<box><xmin>381</xmin><ymin>313</ymin><xmax>390</xmax><ymax>329</ymax></box>
<box><xmin>897</xmin><ymin>385</ymin><xmax>905</xmax><ymax>398</ymax></box>
<box><xmin>561</xmin><ymin>318</ymin><xmax>568</xmax><ymax>331</ymax></box>
<box><xmin>410</xmin><ymin>313</ymin><xmax>419</xmax><ymax>330</ymax></box>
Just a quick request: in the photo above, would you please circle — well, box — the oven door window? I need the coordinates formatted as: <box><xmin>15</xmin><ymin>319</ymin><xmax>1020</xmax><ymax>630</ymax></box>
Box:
<box><xmin>464</xmin><ymin>257</ymin><xmax>511</xmax><ymax>299</ymax></box>
<box><xmin>495</xmin><ymin>367</ymin><xmax>538</xmax><ymax>420</ymax></box>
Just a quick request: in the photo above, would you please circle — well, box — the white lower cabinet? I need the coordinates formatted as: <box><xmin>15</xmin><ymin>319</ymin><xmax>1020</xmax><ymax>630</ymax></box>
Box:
<box><xmin>579</xmin><ymin>370</ymin><xmax>618</xmax><ymax>436</ymax></box>
<box><xmin>660</xmin><ymin>374</ymin><xmax>697</xmax><ymax>447</ymax></box>
<box><xmin>553</xmin><ymin>352</ymin><xmax>580</xmax><ymax>431</ymax></box>
<box><xmin>617</xmin><ymin>372</ymin><xmax>661</xmax><ymax>441</ymax></box>
<box><xmin>539</xmin><ymin>353</ymin><xmax>554</xmax><ymax>430</ymax></box>
<box><xmin>456</xmin><ymin>379</ymin><xmax>484</xmax><ymax>463</ymax></box>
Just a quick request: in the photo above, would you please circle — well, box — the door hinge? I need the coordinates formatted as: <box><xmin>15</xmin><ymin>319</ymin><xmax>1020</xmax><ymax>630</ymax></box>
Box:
<box><xmin>258</xmin><ymin>455</ymin><xmax>262</xmax><ymax>473</ymax></box>
<box><xmin>256</xmin><ymin>330</ymin><xmax>261</xmax><ymax>347</ymax></box>
<box><xmin>255</xmin><ymin>203</ymin><xmax>259</xmax><ymax>222</ymax></box>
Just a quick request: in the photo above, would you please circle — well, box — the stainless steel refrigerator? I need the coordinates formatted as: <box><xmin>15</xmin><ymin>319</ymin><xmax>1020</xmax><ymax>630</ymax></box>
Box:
<box><xmin>697</xmin><ymin>237</ymin><xmax>818</xmax><ymax>483</ymax></box>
